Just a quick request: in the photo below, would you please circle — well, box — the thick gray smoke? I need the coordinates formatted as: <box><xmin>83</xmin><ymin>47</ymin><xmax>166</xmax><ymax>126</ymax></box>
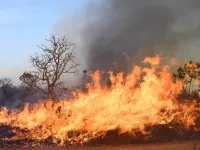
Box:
<box><xmin>55</xmin><ymin>0</ymin><xmax>200</xmax><ymax>77</ymax></box>
<box><xmin>81</xmin><ymin>0</ymin><xmax>200</xmax><ymax>72</ymax></box>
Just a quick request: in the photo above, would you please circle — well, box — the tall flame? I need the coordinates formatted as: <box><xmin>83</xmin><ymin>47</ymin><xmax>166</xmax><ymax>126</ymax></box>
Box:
<box><xmin>0</xmin><ymin>55</ymin><xmax>198</xmax><ymax>145</ymax></box>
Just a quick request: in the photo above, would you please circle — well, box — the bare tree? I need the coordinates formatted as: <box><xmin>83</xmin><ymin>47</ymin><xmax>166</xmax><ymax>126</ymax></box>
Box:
<box><xmin>30</xmin><ymin>35</ymin><xmax>79</xmax><ymax>103</ymax></box>
<box><xmin>0</xmin><ymin>78</ymin><xmax>15</xmax><ymax>106</ymax></box>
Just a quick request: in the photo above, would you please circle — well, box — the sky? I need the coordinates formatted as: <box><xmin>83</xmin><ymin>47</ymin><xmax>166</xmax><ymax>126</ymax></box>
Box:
<box><xmin>0</xmin><ymin>0</ymin><xmax>87</xmax><ymax>85</ymax></box>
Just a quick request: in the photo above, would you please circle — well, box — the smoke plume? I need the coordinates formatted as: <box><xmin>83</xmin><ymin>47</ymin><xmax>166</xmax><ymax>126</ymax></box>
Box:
<box><xmin>55</xmin><ymin>0</ymin><xmax>200</xmax><ymax>74</ymax></box>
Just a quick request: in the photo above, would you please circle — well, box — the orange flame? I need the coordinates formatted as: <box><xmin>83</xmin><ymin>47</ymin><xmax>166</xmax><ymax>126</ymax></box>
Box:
<box><xmin>0</xmin><ymin>55</ymin><xmax>198</xmax><ymax>145</ymax></box>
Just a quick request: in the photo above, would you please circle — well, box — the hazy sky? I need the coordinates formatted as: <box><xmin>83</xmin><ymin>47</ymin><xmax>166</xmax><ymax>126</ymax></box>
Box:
<box><xmin>0</xmin><ymin>0</ymin><xmax>87</xmax><ymax>85</ymax></box>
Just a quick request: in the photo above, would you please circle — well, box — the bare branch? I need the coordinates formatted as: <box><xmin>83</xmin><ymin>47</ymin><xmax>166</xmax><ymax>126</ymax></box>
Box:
<box><xmin>28</xmin><ymin>34</ymin><xmax>79</xmax><ymax>102</ymax></box>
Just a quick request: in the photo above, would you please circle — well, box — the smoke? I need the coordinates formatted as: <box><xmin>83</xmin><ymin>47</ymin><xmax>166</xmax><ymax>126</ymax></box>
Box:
<box><xmin>55</xmin><ymin>0</ymin><xmax>200</xmax><ymax>74</ymax></box>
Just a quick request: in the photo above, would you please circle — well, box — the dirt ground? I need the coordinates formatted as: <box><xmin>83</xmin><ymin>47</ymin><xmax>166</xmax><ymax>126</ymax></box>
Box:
<box><xmin>0</xmin><ymin>140</ymin><xmax>199</xmax><ymax>150</ymax></box>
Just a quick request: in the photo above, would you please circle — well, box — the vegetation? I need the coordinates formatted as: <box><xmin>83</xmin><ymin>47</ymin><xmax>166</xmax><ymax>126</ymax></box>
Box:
<box><xmin>0</xmin><ymin>35</ymin><xmax>79</xmax><ymax>107</ymax></box>
<box><xmin>173</xmin><ymin>60</ymin><xmax>200</xmax><ymax>94</ymax></box>
<box><xmin>0</xmin><ymin>78</ymin><xmax>16</xmax><ymax>106</ymax></box>
<box><xmin>29</xmin><ymin>35</ymin><xmax>79</xmax><ymax>103</ymax></box>
<box><xmin>18</xmin><ymin>71</ymin><xmax>38</xmax><ymax>106</ymax></box>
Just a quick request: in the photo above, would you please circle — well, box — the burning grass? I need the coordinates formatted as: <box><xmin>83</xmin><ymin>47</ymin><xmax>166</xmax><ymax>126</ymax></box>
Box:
<box><xmin>0</xmin><ymin>55</ymin><xmax>200</xmax><ymax>147</ymax></box>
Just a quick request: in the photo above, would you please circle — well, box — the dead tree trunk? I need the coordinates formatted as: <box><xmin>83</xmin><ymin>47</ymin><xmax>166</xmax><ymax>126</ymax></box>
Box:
<box><xmin>48</xmin><ymin>86</ymin><xmax>56</xmax><ymax>104</ymax></box>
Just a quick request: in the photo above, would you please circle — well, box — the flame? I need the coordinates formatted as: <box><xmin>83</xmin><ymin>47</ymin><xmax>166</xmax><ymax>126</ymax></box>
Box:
<box><xmin>0</xmin><ymin>55</ymin><xmax>198</xmax><ymax>145</ymax></box>
<box><xmin>170</xmin><ymin>57</ymin><xmax>179</xmax><ymax>67</ymax></box>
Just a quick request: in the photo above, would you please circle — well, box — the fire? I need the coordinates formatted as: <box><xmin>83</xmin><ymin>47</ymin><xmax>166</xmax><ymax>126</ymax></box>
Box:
<box><xmin>0</xmin><ymin>55</ymin><xmax>198</xmax><ymax>146</ymax></box>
